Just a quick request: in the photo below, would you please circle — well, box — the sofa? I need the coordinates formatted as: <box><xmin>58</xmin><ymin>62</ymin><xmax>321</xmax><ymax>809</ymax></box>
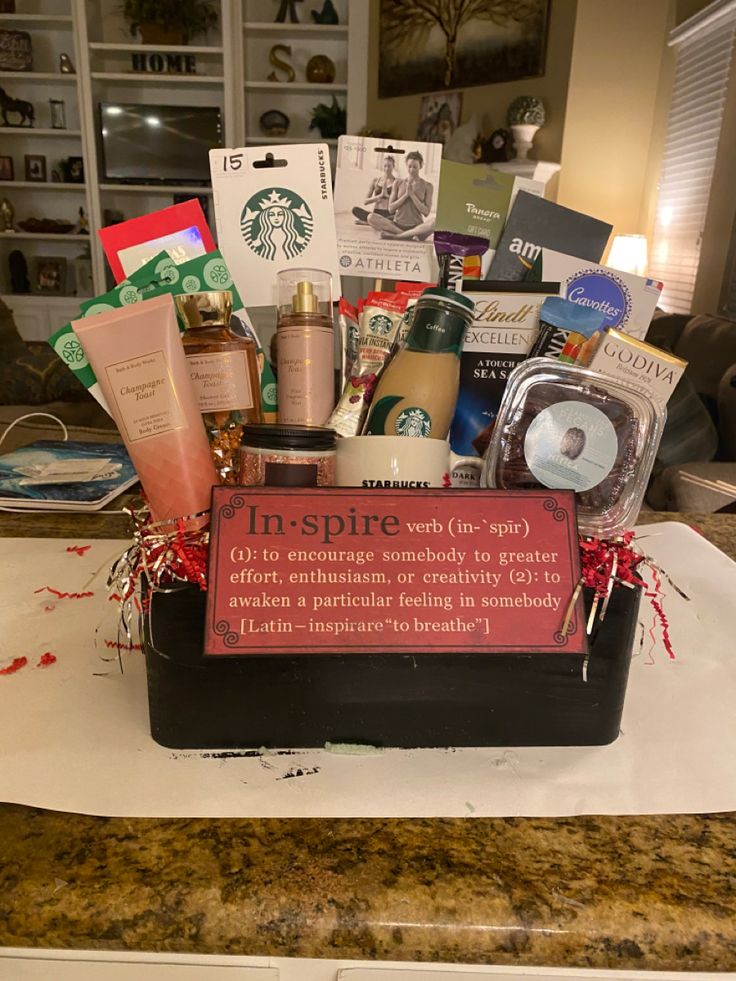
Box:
<box><xmin>645</xmin><ymin>312</ymin><xmax>736</xmax><ymax>512</ymax></box>
<box><xmin>0</xmin><ymin>297</ymin><xmax>118</xmax><ymax>454</ymax></box>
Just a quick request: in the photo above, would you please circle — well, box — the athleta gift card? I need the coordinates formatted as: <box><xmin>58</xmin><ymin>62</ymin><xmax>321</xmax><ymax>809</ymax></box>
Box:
<box><xmin>334</xmin><ymin>135</ymin><xmax>443</xmax><ymax>283</ymax></box>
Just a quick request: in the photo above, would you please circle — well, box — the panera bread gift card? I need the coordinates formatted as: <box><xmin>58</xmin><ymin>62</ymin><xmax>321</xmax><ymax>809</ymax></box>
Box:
<box><xmin>532</xmin><ymin>248</ymin><xmax>663</xmax><ymax>340</ymax></box>
<box><xmin>487</xmin><ymin>192</ymin><xmax>612</xmax><ymax>281</ymax></box>
<box><xmin>333</xmin><ymin>135</ymin><xmax>443</xmax><ymax>282</ymax></box>
<box><xmin>435</xmin><ymin>161</ymin><xmax>516</xmax><ymax>247</ymax></box>
<box><xmin>209</xmin><ymin>144</ymin><xmax>340</xmax><ymax>308</ymax></box>
<box><xmin>432</xmin><ymin>167</ymin><xmax>543</xmax><ymax>244</ymax></box>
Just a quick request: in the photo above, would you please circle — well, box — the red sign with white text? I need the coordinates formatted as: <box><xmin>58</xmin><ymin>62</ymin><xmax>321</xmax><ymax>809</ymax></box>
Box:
<box><xmin>205</xmin><ymin>488</ymin><xmax>585</xmax><ymax>656</ymax></box>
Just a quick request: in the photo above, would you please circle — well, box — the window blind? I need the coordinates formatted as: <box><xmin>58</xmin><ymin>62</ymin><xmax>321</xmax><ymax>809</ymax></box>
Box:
<box><xmin>649</xmin><ymin>5</ymin><xmax>736</xmax><ymax>313</ymax></box>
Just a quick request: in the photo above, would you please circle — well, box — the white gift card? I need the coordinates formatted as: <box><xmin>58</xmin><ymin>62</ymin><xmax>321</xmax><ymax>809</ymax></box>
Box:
<box><xmin>117</xmin><ymin>227</ymin><xmax>207</xmax><ymax>277</ymax></box>
<box><xmin>333</xmin><ymin>136</ymin><xmax>443</xmax><ymax>282</ymax></box>
<box><xmin>209</xmin><ymin>144</ymin><xmax>340</xmax><ymax>308</ymax></box>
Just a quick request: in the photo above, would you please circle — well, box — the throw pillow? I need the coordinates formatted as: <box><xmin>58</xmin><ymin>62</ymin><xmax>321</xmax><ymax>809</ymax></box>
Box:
<box><xmin>0</xmin><ymin>299</ymin><xmax>88</xmax><ymax>405</ymax></box>
<box><xmin>675</xmin><ymin>313</ymin><xmax>736</xmax><ymax>397</ymax></box>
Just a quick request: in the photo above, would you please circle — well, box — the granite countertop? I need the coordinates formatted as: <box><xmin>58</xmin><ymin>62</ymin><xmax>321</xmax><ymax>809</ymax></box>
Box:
<box><xmin>1</xmin><ymin>511</ymin><xmax>735</xmax><ymax>972</ymax></box>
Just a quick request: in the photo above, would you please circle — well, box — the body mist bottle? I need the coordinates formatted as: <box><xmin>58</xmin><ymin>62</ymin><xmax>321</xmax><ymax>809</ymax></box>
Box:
<box><xmin>276</xmin><ymin>269</ymin><xmax>335</xmax><ymax>427</ymax></box>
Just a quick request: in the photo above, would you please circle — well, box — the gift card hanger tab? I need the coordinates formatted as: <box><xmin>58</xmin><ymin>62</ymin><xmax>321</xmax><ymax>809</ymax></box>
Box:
<box><xmin>253</xmin><ymin>153</ymin><xmax>288</xmax><ymax>169</ymax></box>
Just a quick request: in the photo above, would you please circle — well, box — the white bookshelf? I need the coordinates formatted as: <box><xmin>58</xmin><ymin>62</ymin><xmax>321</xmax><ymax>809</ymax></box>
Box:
<box><xmin>90</xmin><ymin>71</ymin><xmax>226</xmax><ymax>83</ymax></box>
<box><xmin>4</xmin><ymin>182</ymin><xmax>86</xmax><ymax>191</ymax></box>
<box><xmin>89</xmin><ymin>43</ymin><xmax>225</xmax><ymax>53</ymax></box>
<box><xmin>98</xmin><ymin>184</ymin><xmax>214</xmax><ymax>195</ymax></box>
<box><xmin>1</xmin><ymin>128</ymin><xmax>82</xmax><ymax>137</ymax></box>
<box><xmin>0</xmin><ymin>13</ymin><xmax>73</xmax><ymax>25</ymax></box>
<box><xmin>241</xmin><ymin>22</ymin><xmax>348</xmax><ymax>35</ymax></box>
<box><xmin>0</xmin><ymin>0</ymin><xmax>92</xmax><ymax>326</ymax></box>
<box><xmin>0</xmin><ymin>0</ymin><xmax>368</xmax><ymax>338</ymax></box>
<box><xmin>237</xmin><ymin>0</ymin><xmax>367</xmax><ymax>148</ymax></box>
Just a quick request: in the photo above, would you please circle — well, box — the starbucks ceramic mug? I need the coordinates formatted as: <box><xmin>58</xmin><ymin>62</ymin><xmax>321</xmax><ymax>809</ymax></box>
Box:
<box><xmin>336</xmin><ymin>436</ymin><xmax>450</xmax><ymax>489</ymax></box>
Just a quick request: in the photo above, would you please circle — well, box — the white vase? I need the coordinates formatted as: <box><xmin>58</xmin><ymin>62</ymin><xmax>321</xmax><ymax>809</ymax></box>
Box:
<box><xmin>510</xmin><ymin>124</ymin><xmax>540</xmax><ymax>160</ymax></box>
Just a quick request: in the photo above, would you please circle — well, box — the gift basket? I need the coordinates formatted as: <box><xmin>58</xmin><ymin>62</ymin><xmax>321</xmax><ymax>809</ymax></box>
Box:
<box><xmin>48</xmin><ymin>144</ymin><xmax>686</xmax><ymax>749</ymax></box>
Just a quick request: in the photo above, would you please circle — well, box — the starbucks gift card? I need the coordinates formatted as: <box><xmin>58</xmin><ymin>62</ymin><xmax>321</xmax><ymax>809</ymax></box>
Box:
<box><xmin>532</xmin><ymin>248</ymin><xmax>663</xmax><ymax>340</ymax></box>
<box><xmin>333</xmin><ymin>135</ymin><xmax>443</xmax><ymax>282</ymax></box>
<box><xmin>209</xmin><ymin>144</ymin><xmax>340</xmax><ymax>308</ymax></box>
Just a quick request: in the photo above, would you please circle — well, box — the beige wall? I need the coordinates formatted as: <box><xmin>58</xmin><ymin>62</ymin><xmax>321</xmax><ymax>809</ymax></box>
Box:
<box><xmin>365</xmin><ymin>0</ymin><xmax>578</xmax><ymax>163</ymax></box>
<box><xmin>557</xmin><ymin>0</ymin><xmax>672</xmax><ymax>243</ymax></box>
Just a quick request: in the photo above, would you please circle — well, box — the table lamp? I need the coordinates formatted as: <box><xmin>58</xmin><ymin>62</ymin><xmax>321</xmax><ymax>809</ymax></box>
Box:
<box><xmin>608</xmin><ymin>234</ymin><xmax>648</xmax><ymax>276</ymax></box>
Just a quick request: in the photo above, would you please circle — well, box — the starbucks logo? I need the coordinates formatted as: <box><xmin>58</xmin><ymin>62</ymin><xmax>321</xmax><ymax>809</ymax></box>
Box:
<box><xmin>241</xmin><ymin>187</ymin><xmax>313</xmax><ymax>262</ymax></box>
<box><xmin>395</xmin><ymin>407</ymin><xmax>431</xmax><ymax>438</ymax></box>
<box><xmin>369</xmin><ymin>314</ymin><xmax>392</xmax><ymax>336</ymax></box>
<box><xmin>53</xmin><ymin>332</ymin><xmax>88</xmax><ymax>369</ymax></box>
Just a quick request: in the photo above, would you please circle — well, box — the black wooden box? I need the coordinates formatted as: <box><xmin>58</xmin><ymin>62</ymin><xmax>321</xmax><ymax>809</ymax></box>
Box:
<box><xmin>143</xmin><ymin>584</ymin><xmax>640</xmax><ymax>749</ymax></box>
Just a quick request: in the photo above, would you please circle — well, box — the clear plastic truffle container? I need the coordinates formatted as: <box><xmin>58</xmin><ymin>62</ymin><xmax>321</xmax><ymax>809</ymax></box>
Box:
<box><xmin>481</xmin><ymin>358</ymin><xmax>666</xmax><ymax>537</ymax></box>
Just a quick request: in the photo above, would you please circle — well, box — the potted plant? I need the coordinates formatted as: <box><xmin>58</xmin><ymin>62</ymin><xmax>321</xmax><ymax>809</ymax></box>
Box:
<box><xmin>506</xmin><ymin>96</ymin><xmax>546</xmax><ymax>160</ymax></box>
<box><xmin>309</xmin><ymin>96</ymin><xmax>346</xmax><ymax>139</ymax></box>
<box><xmin>121</xmin><ymin>0</ymin><xmax>218</xmax><ymax>45</ymax></box>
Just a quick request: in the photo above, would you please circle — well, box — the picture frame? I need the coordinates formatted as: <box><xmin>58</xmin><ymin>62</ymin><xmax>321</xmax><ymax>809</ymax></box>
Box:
<box><xmin>24</xmin><ymin>153</ymin><xmax>46</xmax><ymax>183</ymax></box>
<box><xmin>379</xmin><ymin>0</ymin><xmax>550</xmax><ymax>98</ymax></box>
<box><xmin>31</xmin><ymin>255</ymin><xmax>67</xmax><ymax>295</ymax></box>
<box><xmin>62</xmin><ymin>156</ymin><xmax>84</xmax><ymax>184</ymax></box>
<box><xmin>416</xmin><ymin>91</ymin><xmax>463</xmax><ymax>145</ymax></box>
<box><xmin>0</xmin><ymin>155</ymin><xmax>13</xmax><ymax>181</ymax></box>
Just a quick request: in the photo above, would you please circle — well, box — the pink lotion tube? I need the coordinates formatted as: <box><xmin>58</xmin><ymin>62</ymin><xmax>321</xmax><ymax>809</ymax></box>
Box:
<box><xmin>73</xmin><ymin>293</ymin><xmax>217</xmax><ymax>524</ymax></box>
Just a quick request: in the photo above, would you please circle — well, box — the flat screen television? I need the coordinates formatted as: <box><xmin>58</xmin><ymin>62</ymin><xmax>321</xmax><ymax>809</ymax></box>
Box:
<box><xmin>99</xmin><ymin>103</ymin><xmax>222</xmax><ymax>184</ymax></box>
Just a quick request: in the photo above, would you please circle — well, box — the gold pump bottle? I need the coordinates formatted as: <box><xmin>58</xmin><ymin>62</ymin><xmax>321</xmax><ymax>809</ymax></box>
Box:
<box><xmin>276</xmin><ymin>269</ymin><xmax>335</xmax><ymax>427</ymax></box>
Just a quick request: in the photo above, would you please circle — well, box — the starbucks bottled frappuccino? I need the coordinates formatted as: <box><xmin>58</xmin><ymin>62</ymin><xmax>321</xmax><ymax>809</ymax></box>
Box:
<box><xmin>363</xmin><ymin>288</ymin><xmax>474</xmax><ymax>439</ymax></box>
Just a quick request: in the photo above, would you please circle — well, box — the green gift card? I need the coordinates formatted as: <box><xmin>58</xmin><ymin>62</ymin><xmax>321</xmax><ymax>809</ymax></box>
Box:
<box><xmin>436</xmin><ymin>161</ymin><xmax>515</xmax><ymax>248</ymax></box>
<box><xmin>49</xmin><ymin>249</ymin><xmax>277</xmax><ymax>418</ymax></box>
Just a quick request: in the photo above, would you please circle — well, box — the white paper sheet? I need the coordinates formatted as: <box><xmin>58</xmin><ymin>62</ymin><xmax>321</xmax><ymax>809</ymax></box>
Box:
<box><xmin>0</xmin><ymin>522</ymin><xmax>734</xmax><ymax>818</ymax></box>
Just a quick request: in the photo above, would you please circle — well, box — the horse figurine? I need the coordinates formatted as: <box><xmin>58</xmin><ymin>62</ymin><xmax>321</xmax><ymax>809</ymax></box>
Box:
<box><xmin>0</xmin><ymin>87</ymin><xmax>35</xmax><ymax>127</ymax></box>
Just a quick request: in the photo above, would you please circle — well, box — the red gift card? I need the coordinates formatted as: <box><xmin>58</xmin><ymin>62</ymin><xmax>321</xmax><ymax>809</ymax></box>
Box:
<box><xmin>205</xmin><ymin>488</ymin><xmax>586</xmax><ymax>657</ymax></box>
<box><xmin>98</xmin><ymin>199</ymin><xmax>216</xmax><ymax>283</ymax></box>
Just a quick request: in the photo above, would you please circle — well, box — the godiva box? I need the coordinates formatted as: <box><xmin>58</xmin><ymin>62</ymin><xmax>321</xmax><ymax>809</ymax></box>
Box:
<box><xmin>584</xmin><ymin>329</ymin><xmax>687</xmax><ymax>405</ymax></box>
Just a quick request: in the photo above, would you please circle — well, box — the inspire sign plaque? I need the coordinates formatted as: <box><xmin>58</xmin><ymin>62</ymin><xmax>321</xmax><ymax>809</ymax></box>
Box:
<box><xmin>204</xmin><ymin>488</ymin><xmax>585</xmax><ymax>656</ymax></box>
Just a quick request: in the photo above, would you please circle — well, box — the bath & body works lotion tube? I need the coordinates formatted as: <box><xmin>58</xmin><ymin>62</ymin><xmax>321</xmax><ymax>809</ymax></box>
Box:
<box><xmin>73</xmin><ymin>293</ymin><xmax>217</xmax><ymax>525</ymax></box>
